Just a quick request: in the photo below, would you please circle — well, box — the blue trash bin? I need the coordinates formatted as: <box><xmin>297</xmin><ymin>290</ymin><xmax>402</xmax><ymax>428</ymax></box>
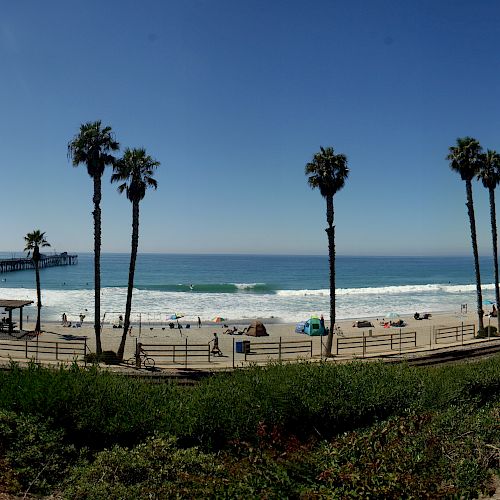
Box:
<box><xmin>235</xmin><ymin>340</ymin><xmax>250</xmax><ymax>354</ymax></box>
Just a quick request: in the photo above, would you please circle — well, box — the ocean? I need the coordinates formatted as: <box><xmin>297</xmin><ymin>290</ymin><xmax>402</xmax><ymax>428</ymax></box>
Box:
<box><xmin>0</xmin><ymin>253</ymin><xmax>496</xmax><ymax>324</ymax></box>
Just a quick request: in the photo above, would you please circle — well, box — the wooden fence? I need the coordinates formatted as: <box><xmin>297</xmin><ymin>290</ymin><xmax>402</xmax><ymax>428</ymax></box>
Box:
<box><xmin>0</xmin><ymin>337</ymin><xmax>87</xmax><ymax>363</ymax></box>
<box><xmin>435</xmin><ymin>324</ymin><xmax>475</xmax><ymax>344</ymax></box>
<box><xmin>241</xmin><ymin>338</ymin><xmax>313</xmax><ymax>362</ymax></box>
<box><xmin>140</xmin><ymin>339</ymin><xmax>212</xmax><ymax>367</ymax></box>
<box><xmin>336</xmin><ymin>330</ymin><xmax>417</xmax><ymax>357</ymax></box>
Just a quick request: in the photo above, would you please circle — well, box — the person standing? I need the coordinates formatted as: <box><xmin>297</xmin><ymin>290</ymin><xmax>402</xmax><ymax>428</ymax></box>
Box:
<box><xmin>198</xmin><ymin>316</ymin><xmax>202</xmax><ymax>328</ymax></box>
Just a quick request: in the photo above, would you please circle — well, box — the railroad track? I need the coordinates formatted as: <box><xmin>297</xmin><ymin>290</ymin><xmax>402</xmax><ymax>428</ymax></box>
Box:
<box><xmin>404</xmin><ymin>342</ymin><xmax>500</xmax><ymax>367</ymax></box>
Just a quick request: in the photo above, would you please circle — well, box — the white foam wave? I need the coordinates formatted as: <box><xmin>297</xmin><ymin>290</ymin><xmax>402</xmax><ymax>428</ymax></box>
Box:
<box><xmin>277</xmin><ymin>283</ymin><xmax>496</xmax><ymax>297</ymax></box>
<box><xmin>233</xmin><ymin>283</ymin><xmax>266</xmax><ymax>289</ymax></box>
<box><xmin>0</xmin><ymin>282</ymin><xmax>495</xmax><ymax>323</ymax></box>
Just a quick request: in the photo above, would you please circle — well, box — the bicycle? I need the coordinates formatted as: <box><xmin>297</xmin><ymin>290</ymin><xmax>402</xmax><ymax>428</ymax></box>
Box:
<box><xmin>333</xmin><ymin>325</ymin><xmax>344</xmax><ymax>337</ymax></box>
<box><xmin>126</xmin><ymin>351</ymin><xmax>155</xmax><ymax>369</ymax></box>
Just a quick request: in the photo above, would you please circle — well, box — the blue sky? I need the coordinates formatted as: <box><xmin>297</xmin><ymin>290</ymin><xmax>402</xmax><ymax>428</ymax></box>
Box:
<box><xmin>2</xmin><ymin>0</ymin><xmax>500</xmax><ymax>256</ymax></box>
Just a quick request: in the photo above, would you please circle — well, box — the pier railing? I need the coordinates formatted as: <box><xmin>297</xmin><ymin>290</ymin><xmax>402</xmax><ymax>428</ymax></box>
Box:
<box><xmin>0</xmin><ymin>253</ymin><xmax>78</xmax><ymax>273</ymax></box>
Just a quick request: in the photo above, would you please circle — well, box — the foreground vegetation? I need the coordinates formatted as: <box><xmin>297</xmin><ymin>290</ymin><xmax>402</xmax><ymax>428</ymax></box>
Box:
<box><xmin>0</xmin><ymin>357</ymin><xmax>498</xmax><ymax>498</ymax></box>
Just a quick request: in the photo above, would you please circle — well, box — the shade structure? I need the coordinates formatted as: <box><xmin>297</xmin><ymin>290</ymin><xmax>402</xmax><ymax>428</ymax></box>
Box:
<box><xmin>168</xmin><ymin>313</ymin><xmax>184</xmax><ymax>320</ymax></box>
<box><xmin>213</xmin><ymin>316</ymin><xmax>226</xmax><ymax>323</ymax></box>
<box><xmin>385</xmin><ymin>312</ymin><xmax>400</xmax><ymax>319</ymax></box>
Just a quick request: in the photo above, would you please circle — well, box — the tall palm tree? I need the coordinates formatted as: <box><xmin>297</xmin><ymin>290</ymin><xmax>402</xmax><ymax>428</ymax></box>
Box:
<box><xmin>305</xmin><ymin>146</ymin><xmax>349</xmax><ymax>356</ymax></box>
<box><xmin>111</xmin><ymin>148</ymin><xmax>160</xmax><ymax>360</ymax></box>
<box><xmin>68</xmin><ymin>121</ymin><xmax>119</xmax><ymax>354</ymax></box>
<box><xmin>447</xmin><ymin>137</ymin><xmax>485</xmax><ymax>331</ymax></box>
<box><xmin>477</xmin><ymin>149</ymin><xmax>500</xmax><ymax>332</ymax></box>
<box><xmin>24</xmin><ymin>230</ymin><xmax>50</xmax><ymax>333</ymax></box>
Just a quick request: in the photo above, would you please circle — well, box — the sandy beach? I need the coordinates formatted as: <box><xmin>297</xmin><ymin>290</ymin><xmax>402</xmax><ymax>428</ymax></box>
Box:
<box><xmin>5</xmin><ymin>307</ymin><xmax>494</xmax><ymax>370</ymax></box>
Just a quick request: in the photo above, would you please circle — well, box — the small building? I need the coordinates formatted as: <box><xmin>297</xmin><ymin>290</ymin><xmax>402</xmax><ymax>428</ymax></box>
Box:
<box><xmin>0</xmin><ymin>299</ymin><xmax>33</xmax><ymax>334</ymax></box>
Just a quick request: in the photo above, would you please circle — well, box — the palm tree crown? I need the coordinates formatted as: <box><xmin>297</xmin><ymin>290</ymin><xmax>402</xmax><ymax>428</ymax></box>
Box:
<box><xmin>24</xmin><ymin>230</ymin><xmax>50</xmax><ymax>258</ymax></box>
<box><xmin>111</xmin><ymin>148</ymin><xmax>159</xmax><ymax>201</ymax></box>
<box><xmin>478</xmin><ymin>149</ymin><xmax>500</xmax><ymax>189</ymax></box>
<box><xmin>305</xmin><ymin>146</ymin><xmax>349</xmax><ymax>198</ymax></box>
<box><xmin>447</xmin><ymin>137</ymin><xmax>483</xmax><ymax>181</ymax></box>
<box><xmin>67</xmin><ymin>120</ymin><xmax>119</xmax><ymax>175</ymax></box>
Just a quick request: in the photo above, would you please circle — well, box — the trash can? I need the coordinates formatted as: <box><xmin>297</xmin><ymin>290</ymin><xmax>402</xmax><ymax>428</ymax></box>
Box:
<box><xmin>235</xmin><ymin>340</ymin><xmax>250</xmax><ymax>354</ymax></box>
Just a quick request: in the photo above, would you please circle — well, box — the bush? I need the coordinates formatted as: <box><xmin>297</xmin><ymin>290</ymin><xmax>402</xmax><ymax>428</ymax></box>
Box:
<box><xmin>84</xmin><ymin>350</ymin><xmax>120</xmax><ymax>365</ymax></box>
<box><xmin>0</xmin><ymin>409</ymin><xmax>77</xmax><ymax>494</ymax></box>
<box><xmin>477</xmin><ymin>325</ymin><xmax>499</xmax><ymax>338</ymax></box>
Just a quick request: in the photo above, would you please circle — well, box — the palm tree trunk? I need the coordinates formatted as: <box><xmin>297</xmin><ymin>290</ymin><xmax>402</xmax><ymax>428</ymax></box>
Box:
<box><xmin>466</xmin><ymin>180</ymin><xmax>484</xmax><ymax>331</ymax></box>
<box><xmin>34</xmin><ymin>260</ymin><xmax>41</xmax><ymax>333</ymax></box>
<box><xmin>488</xmin><ymin>187</ymin><xmax>500</xmax><ymax>332</ymax></box>
<box><xmin>93</xmin><ymin>174</ymin><xmax>102</xmax><ymax>355</ymax></box>
<box><xmin>117</xmin><ymin>200</ymin><xmax>139</xmax><ymax>360</ymax></box>
<box><xmin>324</xmin><ymin>195</ymin><xmax>335</xmax><ymax>356</ymax></box>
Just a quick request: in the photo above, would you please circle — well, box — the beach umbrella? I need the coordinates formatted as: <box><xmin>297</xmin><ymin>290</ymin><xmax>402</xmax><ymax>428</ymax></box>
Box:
<box><xmin>213</xmin><ymin>316</ymin><xmax>226</xmax><ymax>323</ymax></box>
<box><xmin>483</xmin><ymin>300</ymin><xmax>496</xmax><ymax>305</ymax></box>
<box><xmin>385</xmin><ymin>312</ymin><xmax>400</xmax><ymax>319</ymax></box>
<box><xmin>168</xmin><ymin>313</ymin><xmax>184</xmax><ymax>320</ymax></box>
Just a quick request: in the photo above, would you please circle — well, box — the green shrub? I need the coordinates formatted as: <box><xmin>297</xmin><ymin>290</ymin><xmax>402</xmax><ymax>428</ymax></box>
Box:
<box><xmin>64</xmin><ymin>435</ymin><xmax>224</xmax><ymax>499</ymax></box>
<box><xmin>84</xmin><ymin>350</ymin><xmax>120</xmax><ymax>365</ymax></box>
<box><xmin>0</xmin><ymin>409</ymin><xmax>77</xmax><ymax>494</ymax></box>
<box><xmin>477</xmin><ymin>325</ymin><xmax>499</xmax><ymax>338</ymax></box>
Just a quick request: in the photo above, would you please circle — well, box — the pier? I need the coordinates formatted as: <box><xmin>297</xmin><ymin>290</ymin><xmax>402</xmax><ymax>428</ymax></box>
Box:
<box><xmin>0</xmin><ymin>253</ymin><xmax>78</xmax><ymax>273</ymax></box>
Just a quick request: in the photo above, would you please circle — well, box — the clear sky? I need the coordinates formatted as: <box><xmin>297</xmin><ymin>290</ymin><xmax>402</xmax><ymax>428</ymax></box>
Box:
<box><xmin>2</xmin><ymin>0</ymin><xmax>500</xmax><ymax>256</ymax></box>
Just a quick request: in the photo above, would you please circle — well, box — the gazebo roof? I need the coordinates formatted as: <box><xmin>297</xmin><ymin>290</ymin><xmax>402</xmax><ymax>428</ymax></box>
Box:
<box><xmin>0</xmin><ymin>300</ymin><xmax>34</xmax><ymax>310</ymax></box>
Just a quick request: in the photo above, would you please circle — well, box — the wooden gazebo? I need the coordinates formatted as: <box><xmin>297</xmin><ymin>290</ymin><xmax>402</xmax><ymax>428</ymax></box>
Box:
<box><xmin>0</xmin><ymin>300</ymin><xmax>33</xmax><ymax>334</ymax></box>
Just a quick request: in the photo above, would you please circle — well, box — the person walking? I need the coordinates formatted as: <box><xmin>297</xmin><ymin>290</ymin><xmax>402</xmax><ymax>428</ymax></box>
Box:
<box><xmin>210</xmin><ymin>332</ymin><xmax>222</xmax><ymax>356</ymax></box>
<box><xmin>198</xmin><ymin>316</ymin><xmax>202</xmax><ymax>328</ymax></box>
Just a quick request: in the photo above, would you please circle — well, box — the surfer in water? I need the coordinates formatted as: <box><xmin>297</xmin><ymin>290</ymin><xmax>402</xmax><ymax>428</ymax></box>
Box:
<box><xmin>190</xmin><ymin>284</ymin><xmax>194</xmax><ymax>291</ymax></box>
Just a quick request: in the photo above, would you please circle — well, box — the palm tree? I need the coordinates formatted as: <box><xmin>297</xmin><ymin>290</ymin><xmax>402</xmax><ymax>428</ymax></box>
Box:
<box><xmin>447</xmin><ymin>137</ymin><xmax>485</xmax><ymax>331</ymax></box>
<box><xmin>68</xmin><ymin>121</ymin><xmax>119</xmax><ymax>354</ymax></box>
<box><xmin>24</xmin><ymin>230</ymin><xmax>50</xmax><ymax>333</ymax></box>
<box><xmin>477</xmin><ymin>149</ymin><xmax>500</xmax><ymax>332</ymax></box>
<box><xmin>305</xmin><ymin>146</ymin><xmax>349</xmax><ymax>356</ymax></box>
<box><xmin>111</xmin><ymin>148</ymin><xmax>160</xmax><ymax>360</ymax></box>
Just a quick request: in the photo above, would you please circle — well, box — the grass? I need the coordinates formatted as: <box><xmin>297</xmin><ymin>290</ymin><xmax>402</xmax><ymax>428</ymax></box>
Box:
<box><xmin>0</xmin><ymin>356</ymin><xmax>498</xmax><ymax>497</ymax></box>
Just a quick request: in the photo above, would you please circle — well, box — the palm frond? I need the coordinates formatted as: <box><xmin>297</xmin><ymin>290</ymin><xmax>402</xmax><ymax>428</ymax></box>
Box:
<box><xmin>478</xmin><ymin>149</ymin><xmax>500</xmax><ymax>189</ymax></box>
<box><xmin>447</xmin><ymin>137</ymin><xmax>483</xmax><ymax>181</ymax></box>
<box><xmin>68</xmin><ymin>120</ymin><xmax>119</xmax><ymax>177</ymax></box>
<box><xmin>305</xmin><ymin>146</ymin><xmax>349</xmax><ymax>198</ymax></box>
<box><xmin>112</xmin><ymin>147</ymin><xmax>160</xmax><ymax>202</ymax></box>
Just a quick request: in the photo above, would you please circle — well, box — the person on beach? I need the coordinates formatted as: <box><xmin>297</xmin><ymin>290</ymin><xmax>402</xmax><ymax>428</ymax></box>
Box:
<box><xmin>491</xmin><ymin>305</ymin><xmax>497</xmax><ymax>317</ymax></box>
<box><xmin>210</xmin><ymin>332</ymin><xmax>222</xmax><ymax>356</ymax></box>
<box><xmin>198</xmin><ymin>316</ymin><xmax>202</xmax><ymax>328</ymax></box>
<box><xmin>79</xmin><ymin>313</ymin><xmax>85</xmax><ymax>325</ymax></box>
<box><xmin>61</xmin><ymin>313</ymin><xmax>67</xmax><ymax>326</ymax></box>
<box><xmin>320</xmin><ymin>314</ymin><xmax>325</xmax><ymax>332</ymax></box>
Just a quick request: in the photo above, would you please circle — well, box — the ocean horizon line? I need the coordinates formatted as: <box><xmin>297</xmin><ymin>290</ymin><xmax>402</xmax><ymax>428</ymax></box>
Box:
<box><xmin>0</xmin><ymin>251</ymin><xmax>483</xmax><ymax>258</ymax></box>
